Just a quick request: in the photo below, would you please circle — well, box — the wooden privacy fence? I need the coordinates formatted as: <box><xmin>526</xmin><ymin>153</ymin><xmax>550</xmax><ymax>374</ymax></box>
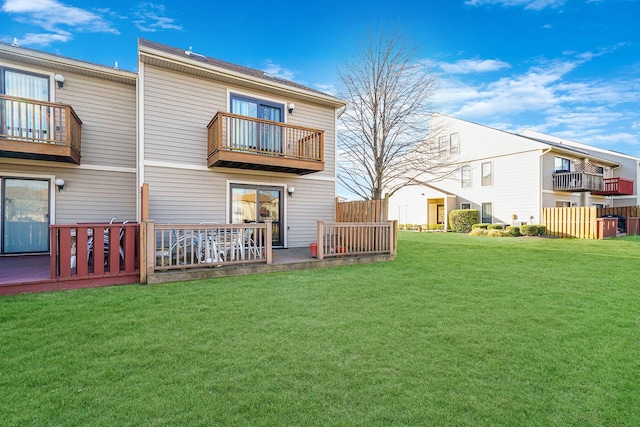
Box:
<box><xmin>336</xmin><ymin>196</ymin><xmax>389</xmax><ymax>222</ymax></box>
<box><xmin>542</xmin><ymin>206</ymin><xmax>640</xmax><ymax>239</ymax></box>
<box><xmin>316</xmin><ymin>221</ymin><xmax>397</xmax><ymax>260</ymax></box>
<box><xmin>50</xmin><ymin>222</ymin><xmax>139</xmax><ymax>280</ymax></box>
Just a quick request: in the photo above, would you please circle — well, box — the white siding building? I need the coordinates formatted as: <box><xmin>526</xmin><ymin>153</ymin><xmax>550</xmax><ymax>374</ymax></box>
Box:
<box><xmin>389</xmin><ymin>115</ymin><xmax>640</xmax><ymax>229</ymax></box>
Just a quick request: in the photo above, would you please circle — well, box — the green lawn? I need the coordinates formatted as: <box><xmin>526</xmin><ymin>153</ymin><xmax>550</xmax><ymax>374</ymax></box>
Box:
<box><xmin>1</xmin><ymin>232</ymin><xmax>639</xmax><ymax>426</ymax></box>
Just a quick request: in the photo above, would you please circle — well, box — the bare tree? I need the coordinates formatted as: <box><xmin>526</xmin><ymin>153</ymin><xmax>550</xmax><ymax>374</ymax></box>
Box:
<box><xmin>337</xmin><ymin>29</ymin><xmax>454</xmax><ymax>200</ymax></box>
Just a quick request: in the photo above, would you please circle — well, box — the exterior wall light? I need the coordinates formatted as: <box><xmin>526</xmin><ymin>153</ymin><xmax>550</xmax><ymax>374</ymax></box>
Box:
<box><xmin>54</xmin><ymin>74</ymin><xmax>65</xmax><ymax>89</ymax></box>
<box><xmin>288</xmin><ymin>103</ymin><xmax>295</xmax><ymax>114</ymax></box>
<box><xmin>287</xmin><ymin>186</ymin><xmax>295</xmax><ymax>197</ymax></box>
<box><xmin>54</xmin><ymin>178</ymin><xmax>65</xmax><ymax>192</ymax></box>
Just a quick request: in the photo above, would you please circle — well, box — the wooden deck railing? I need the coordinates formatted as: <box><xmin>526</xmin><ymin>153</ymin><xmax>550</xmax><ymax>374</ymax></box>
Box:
<box><xmin>552</xmin><ymin>171</ymin><xmax>603</xmax><ymax>192</ymax></box>
<box><xmin>0</xmin><ymin>94</ymin><xmax>82</xmax><ymax>163</ymax></box>
<box><xmin>50</xmin><ymin>222</ymin><xmax>139</xmax><ymax>280</ymax></box>
<box><xmin>143</xmin><ymin>221</ymin><xmax>273</xmax><ymax>276</ymax></box>
<box><xmin>591</xmin><ymin>177</ymin><xmax>635</xmax><ymax>196</ymax></box>
<box><xmin>316</xmin><ymin>221</ymin><xmax>397</xmax><ymax>260</ymax></box>
<box><xmin>207</xmin><ymin>112</ymin><xmax>324</xmax><ymax>162</ymax></box>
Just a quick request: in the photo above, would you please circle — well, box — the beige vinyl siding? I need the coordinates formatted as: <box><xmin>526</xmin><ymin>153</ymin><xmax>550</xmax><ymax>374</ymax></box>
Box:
<box><xmin>55</xmin><ymin>73</ymin><xmax>136</xmax><ymax>168</ymax></box>
<box><xmin>1</xmin><ymin>60</ymin><xmax>137</xmax><ymax>169</ymax></box>
<box><xmin>0</xmin><ymin>59</ymin><xmax>137</xmax><ymax>227</ymax></box>
<box><xmin>0</xmin><ymin>163</ymin><xmax>136</xmax><ymax>223</ymax></box>
<box><xmin>144</xmin><ymin>166</ymin><xmax>335</xmax><ymax>247</ymax></box>
<box><xmin>142</xmin><ymin>64</ymin><xmax>338</xmax><ymax>247</ymax></box>
<box><xmin>142</xmin><ymin>65</ymin><xmax>337</xmax><ymax>177</ymax></box>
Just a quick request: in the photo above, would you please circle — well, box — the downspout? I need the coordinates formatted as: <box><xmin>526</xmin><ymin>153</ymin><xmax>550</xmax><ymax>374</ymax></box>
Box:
<box><xmin>539</xmin><ymin>147</ymin><xmax>552</xmax><ymax>224</ymax></box>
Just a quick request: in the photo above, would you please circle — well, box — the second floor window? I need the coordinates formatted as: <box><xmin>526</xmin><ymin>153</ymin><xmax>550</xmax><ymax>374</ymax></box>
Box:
<box><xmin>449</xmin><ymin>132</ymin><xmax>460</xmax><ymax>155</ymax></box>
<box><xmin>229</xmin><ymin>93</ymin><xmax>284</xmax><ymax>152</ymax></box>
<box><xmin>461</xmin><ymin>165</ymin><xmax>471</xmax><ymax>188</ymax></box>
<box><xmin>438</xmin><ymin>135</ymin><xmax>447</xmax><ymax>156</ymax></box>
<box><xmin>554</xmin><ymin>156</ymin><xmax>571</xmax><ymax>172</ymax></box>
<box><xmin>481</xmin><ymin>162</ymin><xmax>492</xmax><ymax>186</ymax></box>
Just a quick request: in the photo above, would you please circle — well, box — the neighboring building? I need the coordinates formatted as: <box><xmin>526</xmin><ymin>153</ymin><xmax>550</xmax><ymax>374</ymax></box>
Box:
<box><xmin>0</xmin><ymin>41</ymin><xmax>138</xmax><ymax>255</ymax></box>
<box><xmin>0</xmin><ymin>39</ymin><xmax>346</xmax><ymax>255</ymax></box>
<box><xmin>389</xmin><ymin>114</ymin><xmax>640</xmax><ymax>229</ymax></box>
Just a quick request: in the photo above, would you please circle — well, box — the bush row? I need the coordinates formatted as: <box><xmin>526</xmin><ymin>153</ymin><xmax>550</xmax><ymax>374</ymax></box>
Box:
<box><xmin>398</xmin><ymin>224</ymin><xmax>444</xmax><ymax>231</ymax></box>
<box><xmin>470</xmin><ymin>224</ymin><xmax>547</xmax><ymax>237</ymax></box>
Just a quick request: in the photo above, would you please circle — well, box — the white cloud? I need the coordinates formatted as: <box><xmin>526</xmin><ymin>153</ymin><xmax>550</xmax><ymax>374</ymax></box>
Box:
<box><xmin>15</xmin><ymin>32</ymin><xmax>72</xmax><ymax>46</ymax></box>
<box><xmin>314</xmin><ymin>83</ymin><xmax>339</xmax><ymax>96</ymax></box>
<box><xmin>2</xmin><ymin>0</ymin><xmax>119</xmax><ymax>34</ymax></box>
<box><xmin>464</xmin><ymin>0</ymin><xmax>566</xmax><ymax>10</ymax></box>
<box><xmin>263</xmin><ymin>61</ymin><xmax>296</xmax><ymax>81</ymax></box>
<box><xmin>133</xmin><ymin>3</ymin><xmax>182</xmax><ymax>32</ymax></box>
<box><xmin>439</xmin><ymin>58</ymin><xmax>511</xmax><ymax>74</ymax></box>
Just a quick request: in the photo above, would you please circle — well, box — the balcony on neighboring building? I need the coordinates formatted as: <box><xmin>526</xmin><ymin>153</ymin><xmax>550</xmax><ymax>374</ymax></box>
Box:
<box><xmin>591</xmin><ymin>177</ymin><xmax>634</xmax><ymax>196</ymax></box>
<box><xmin>207</xmin><ymin>112</ymin><xmax>324</xmax><ymax>175</ymax></box>
<box><xmin>0</xmin><ymin>94</ymin><xmax>82</xmax><ymax>164</ymax></box>
<box><xmin>553</xmin><ymin>171</ymin><xmax>604</xmax><ymax>192</ymax></box>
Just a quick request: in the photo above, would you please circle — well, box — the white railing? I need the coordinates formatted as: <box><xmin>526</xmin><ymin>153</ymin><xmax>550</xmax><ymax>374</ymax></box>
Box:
<box><xmin>145</xmin><ymin>221</ymin><xmax>272</xmax><ymax>273</ymax></box>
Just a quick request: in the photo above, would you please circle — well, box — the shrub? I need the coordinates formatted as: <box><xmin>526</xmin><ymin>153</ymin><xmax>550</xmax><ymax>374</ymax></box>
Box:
<box><xmin>449</xmin><ymin>209</ymin><xmax>479</xmax><ymax>233</ymax></box>
<box><xmin>520</xmin><ymin>224</ymin><xmax>546</xmax><ymax>236</ymax></box>
<box><xmin>470</xmin><ymin>227</ymin><xmax>487</xmax><ymax>236</ymax></box>
<box><xmin>398</xmin><ymin>224</ymin><xmax>407</xmax><ymax>230</ymax></box>
<box><xmin>488</xmin><ymin>223</ymin><xmax>506</xmax><ymax>230</ymax></box>
<box><xmin>487</xmin><ymin>229</ymin><xmax>504</xmax><ymax>237</ymax></box>
<box><xmin>504</xmin><ymin>226</ymin><xmax>521</xmax><ymax>237</ymax></box>
<box><xmin>471</xmin><ymin>223</ymin><xmax>489</xmax><ymax>230</ymax></box>
<box><xmin>428</xmin><ymin>224</ymin><xmax>444</xmax><ymax>231</ymax></box>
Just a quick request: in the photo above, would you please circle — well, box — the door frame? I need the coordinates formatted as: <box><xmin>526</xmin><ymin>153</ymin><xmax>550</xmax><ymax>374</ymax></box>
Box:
<box><xmin>226</xmin><ymin>180</ymin><xmax>289</xmax><ymax>248</ymax></box>
<box><xmin>0</xmin><ymin>173</ymin><xmax>58</xmax><ymax>254</ymax></box>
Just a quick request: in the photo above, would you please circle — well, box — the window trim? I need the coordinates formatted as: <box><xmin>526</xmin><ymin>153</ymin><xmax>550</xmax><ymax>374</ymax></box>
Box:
<box><xmin>481</xmin><ymin>202</ymin><xmax>493</xmax><ymax>224</ymax></box>
<box><xmin>554</xmin><ymin>156</ymin><xmax>571</xmax><ymax>172</ymax></box>
<box><xmin>481</xmin><ymin>161</ymin><xmax>493</xmax><ymax>187</ymax></box>
<box><xmin>460</xmin><ymin>202</ymin><xmax>471</xmax><ymax>210</ymax></box>
<box><xmin>449</xmin><ymin>132</ymin><xmax>459</xmax><ymax>155</ymax></box>
<box><xmin>227</xmin><ymin>90</ymin><xmax>287</xmax><ymax>123</ymax></box>
<box><xmin>461</xmin><ymin>164</ymin><xmax>471</xmax><ymax>188</ymax></box>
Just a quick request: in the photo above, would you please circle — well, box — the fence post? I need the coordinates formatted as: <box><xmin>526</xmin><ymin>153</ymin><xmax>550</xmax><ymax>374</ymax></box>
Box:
<box><xmin>317</xmin><ymin>221</ymin><xmax>324</xmax><ymax>260</ymax></box>
<box><xmin>265</xmin><ymin>220</ymin><xmax>273</xmax><ymax>265</ymax></box>
<box><xmin>391</xmin><ymin>220</ymin><xmax>398</xmax><ymax>257</ymax></box>
<box><xmin>142</xmin><ymin>220</ymin><xmax>155</xmax><ymax>284</ymax></box>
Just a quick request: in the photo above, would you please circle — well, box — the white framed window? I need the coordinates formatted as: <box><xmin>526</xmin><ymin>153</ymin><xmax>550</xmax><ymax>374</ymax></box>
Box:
<box><xmin>438</xmin><ymin>135</ymin><xmax>447</xmax><ymax>156</ymax></box>
<box><xmin>481</xmin><ymin>202</ymin><xmax>493</xmax><ymax>223</ymax></box>
<box><xmin>461</xmin><ymin>165</ymin><xmax>471</xmax><ymax>188</ymax></box>
<box><xmin>554</xmin><ymin>156</ymin><xmax>571</xmax><ymax>172</ymax></box>
<box><xmin>481</xmin><ymin>162</ymin><xmax>493</xmax><ymax>186</ymax></box>
<box><xmin>449</xmin><ymin>132</ymin><xmax>459</xmax><ymax>155</ymax></box>
<box><xmin>460</xmin><ymin>202</ymin><xmax>471</xmax><ymax>209</ymax></box>
<box><xmin>555</xmin><ymin>201</ymin><xmax>571</xmax><ymax>207</ymax></box>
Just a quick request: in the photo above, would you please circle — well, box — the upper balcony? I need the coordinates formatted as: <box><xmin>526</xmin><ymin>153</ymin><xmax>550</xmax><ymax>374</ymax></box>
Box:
<box><xmin>553</xmin><ymin>171</ymin><xmax>604</xmax><ymax>193</ymax></box>
<box><xmin>591</xmin><ymin>177</ymin><xmax>634</xmax><ymax>196</ymax></box>
<box><xmin>0</xmin><ymin>95</ymin><xmax>82</xmax><ymax>164</ymax></box>
<box><xmin>207</xmin><ymin>112</ymin><xmax>324</xmax><ymax>175</ymax></box>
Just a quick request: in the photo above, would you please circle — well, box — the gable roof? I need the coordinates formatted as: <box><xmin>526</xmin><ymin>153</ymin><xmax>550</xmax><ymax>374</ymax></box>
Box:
<box><xmin>138</xmin><ymin>39</ymin><xmax>346</xmax><ymax>109</ymax></box>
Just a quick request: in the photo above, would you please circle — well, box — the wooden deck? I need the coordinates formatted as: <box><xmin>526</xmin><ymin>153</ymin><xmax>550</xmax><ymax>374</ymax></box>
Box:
<box><xmin>0</xmin><ymin>247</ymin><xmax>395</xmax><ymax>295</ymax></box>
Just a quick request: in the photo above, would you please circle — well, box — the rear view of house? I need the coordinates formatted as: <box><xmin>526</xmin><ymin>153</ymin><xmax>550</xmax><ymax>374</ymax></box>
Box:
<box><xmin>137</xmin><ymin>39</ymin><xmax>346</xmax><ymax>248</ymax></box>
<box><xmin>0</xmin><ymin>41</ymin><xmax>137</xmax><ymax>256</ymax></box>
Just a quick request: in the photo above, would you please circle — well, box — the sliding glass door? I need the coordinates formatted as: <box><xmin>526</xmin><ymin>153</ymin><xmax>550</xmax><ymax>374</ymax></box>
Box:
<box><xmin>2</xmin><ymin>69</ymin><xmax>50</xmax><ymax>140</ymax></box>
<box><xmin>230</xmin><ymin>184</ymin><xmax>283</xmax><ymax>247</ymax></box>
<box><xmin>1</xmin><ymin>178</ymin><xmax>50</xmax><ymax>254</ymax></box>
<box><xmin>230</xmin><ymin>94</ymin><xmax>283</xmax><ymax>152</ymax></box>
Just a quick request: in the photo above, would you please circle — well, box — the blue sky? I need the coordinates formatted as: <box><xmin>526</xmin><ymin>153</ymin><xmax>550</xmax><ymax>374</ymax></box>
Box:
<box><xmin>2</xmin><ymin>0</ymin><xmax>640</xmax><ymax>157</ymax></box>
